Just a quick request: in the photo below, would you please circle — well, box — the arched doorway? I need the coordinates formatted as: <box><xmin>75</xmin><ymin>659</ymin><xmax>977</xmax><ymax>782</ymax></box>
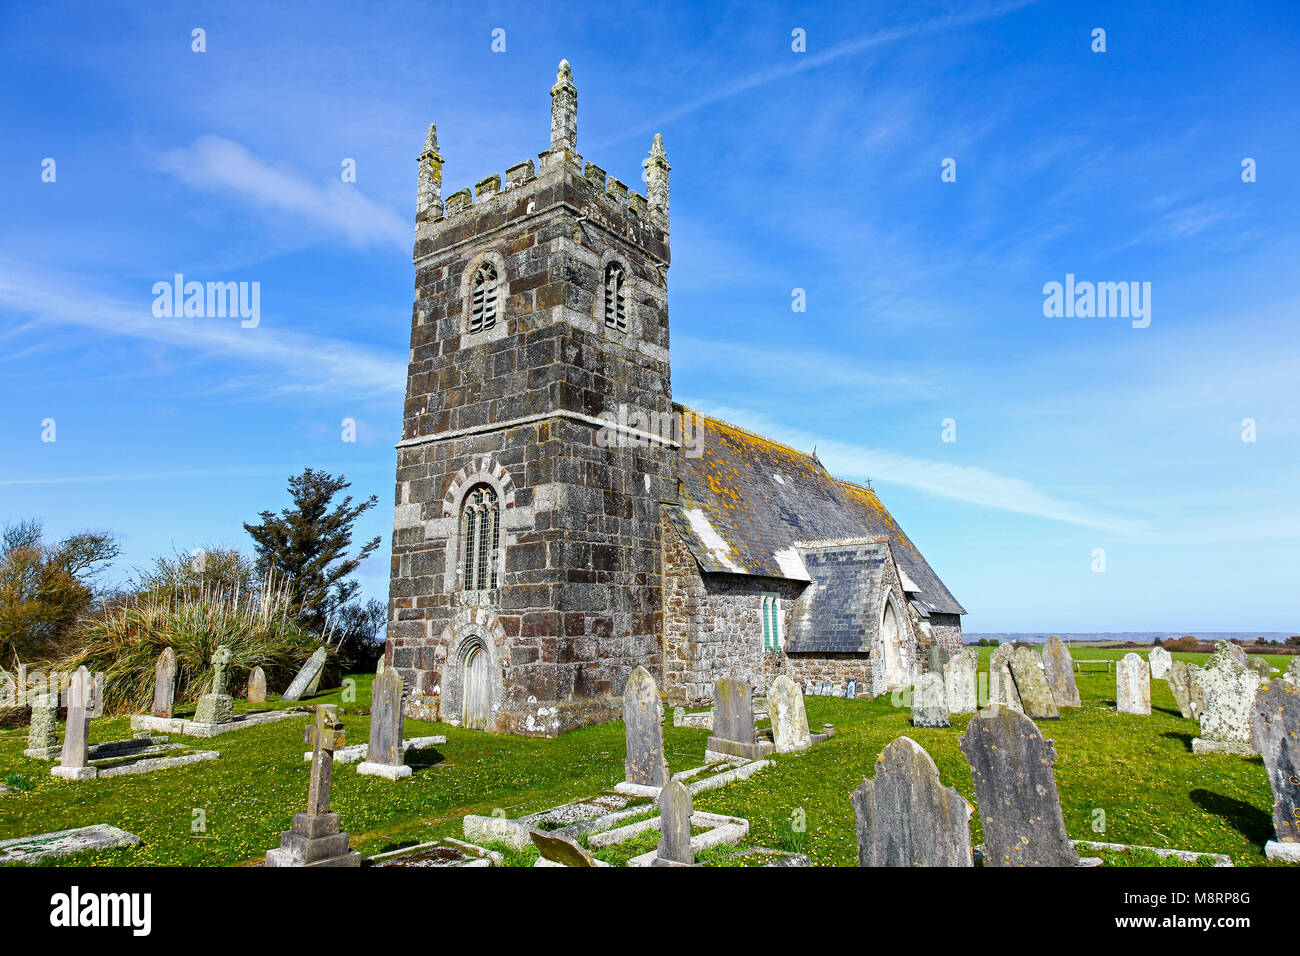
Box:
<box><xmin>880</xmin><ymin>598</ymin><xmax>904</xmax><ymax>691</ymax></box>
<box><xmin>463</xmin><ymin>645</ymin><xmax>491</xmax><ymax>730</ymax></box>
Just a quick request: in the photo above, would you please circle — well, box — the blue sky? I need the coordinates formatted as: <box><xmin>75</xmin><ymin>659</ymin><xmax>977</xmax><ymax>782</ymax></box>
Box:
<box><xmin>1</xmin><ymin>0</ymin><xmax>1296</xmax><ymax>633</ymax></box>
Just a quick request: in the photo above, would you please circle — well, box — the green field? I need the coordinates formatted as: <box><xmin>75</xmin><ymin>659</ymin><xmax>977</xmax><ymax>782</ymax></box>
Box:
<box><xmin>0</xmin><ymin>645</ymin><xmax>1290</xmax><ymax>866</ymax></box>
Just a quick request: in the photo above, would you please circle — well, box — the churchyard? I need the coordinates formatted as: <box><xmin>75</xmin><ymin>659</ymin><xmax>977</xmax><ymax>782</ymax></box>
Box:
<box><xmin>0</xmin><ymin>641</ymin><xmax>1293</xmax><ymax>867</ymax></box>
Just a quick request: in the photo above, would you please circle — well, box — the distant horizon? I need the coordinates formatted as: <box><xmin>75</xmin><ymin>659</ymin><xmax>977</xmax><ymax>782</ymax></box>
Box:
<box><xmin>965</xmin><ymin>631</ymin><xmax>1298</xmax><ymax>644</ymax></box>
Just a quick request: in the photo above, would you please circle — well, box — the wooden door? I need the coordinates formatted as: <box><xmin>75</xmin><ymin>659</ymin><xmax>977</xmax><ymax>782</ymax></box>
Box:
<box><xmin>464</xmin><ymin>648</ymin><xmax>490</xmax><ymax>730</ymax></box>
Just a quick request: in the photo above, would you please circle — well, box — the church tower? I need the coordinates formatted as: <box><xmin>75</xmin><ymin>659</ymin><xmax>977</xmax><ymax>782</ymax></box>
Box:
<box><xmin>386</xmin><ymin>61</ymin><xmax>677</xmax><ymax>736</ymax></box>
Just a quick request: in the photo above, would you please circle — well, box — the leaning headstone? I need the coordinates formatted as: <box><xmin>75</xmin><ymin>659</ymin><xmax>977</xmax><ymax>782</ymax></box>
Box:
<box><xmin>530</xmin><ymin>830</ymin><xmax>598</xmax><ymax>867</ymax></box>
<box><xmin>247</xmin><ymin>667</ymin><xmax>267</xmax><ymax>704</ymax></box>
<box><xmin>768</xmin><ymin>675</ymin><xmax>812</xmax><ymax>753</ymax></box>
<box><xmin>705</xmin><ymin>679</ymin><xmax>772</xmax><ymax>760</ymax></box>
<box><xmin>989</xmin><ymin>645</ymin><xmax>1023</xmax><ymax>713</ymax></box>
<box><xmin>52</xmin><ymin>667</ymin><xmax>94</xmax><ymax>780</ymax></box>
<box><xmin>282</xmin><ymin>646</ymin><xmax>328</xmax><ymax>702</ymax></box>
<box><xmin>1041</xmin><ymin>636</ymin><xmax>1081</xmax><ymax>707</ymax></box>
<box><xmin>852</xmin><ymin>736</ymin><xmax>972</xmax><ymax>867</ymax></box>
<box><xmin>357</xmin><ymin>667</ymin><xmax>410</xmax><ymax>779</ymax></box>
<box><xmin>944</xmin><ymin>652</ymin><xmax>977</xmax><ymax>714</ymax></box>
<box><xmin>264</xmin><ymin>705</ymin><xmax>360</xmax><ymax>867</ymax></box>
<box><xmin>1116</xmin><ymin>653</ymin><xmax>1151</xmax><ymax>715</ymax></box>
<box><xmin>1251</xmin><ymin>679</ymin><xmax>1300</xmax><ymax>862</ymax></box>
<box><xmin>911</xmin><ymin>673</ymin><xmax>950</xmax><ymax>728</ymax></box>
<box><xmin>25</xmin><ymin>691</ymin><xmax>61</xmax><ymax>759</ymax></box>
<box><xmin>623</xmin><ymin>666</ymin><xmax>669</xmax><ymax>786</ymax></box>
<box><xmin>1148</xmin><ymin>645</ymin><xmax>1172</xmax><ymax>680</ymax></box>
<box><xmin>194</xmin><ymin>646</ymin><xmax>235</xmax><ymax>725</ymax></box>
<box><xmin>655</xmin><ymin>778</ymin><xmax>695</xmax><ymax>866</ymax></box>
<box><xmin>959</xmin><ymin>704</ymin><xmax>1079</xmax><ymax>867</ymax></box>
<box><xmin>1192</xmin><ymin>643</ymin><xmax>1262</xmax><ymax>755</ymax></box>
<box><xmin>151</xmin><ymin>648</ymin><xmax>177</xmax><ymax>718</ymax></box>
<box><xmin>1166</xmin><ymin>661</ymin><xmax>1197</xmax><ymax>719</ymax></box>
<box><xmin>1008</xmin><ymin>647</ymin><xmax>1059</xmax><ymax>720</ymax></box>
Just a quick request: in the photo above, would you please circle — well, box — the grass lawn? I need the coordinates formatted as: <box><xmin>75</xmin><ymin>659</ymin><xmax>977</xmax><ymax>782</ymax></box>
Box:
<box><xmin>0</xmin><ymin>646</ymin><xmax>1289</xmax><ymax>867</ymax></box>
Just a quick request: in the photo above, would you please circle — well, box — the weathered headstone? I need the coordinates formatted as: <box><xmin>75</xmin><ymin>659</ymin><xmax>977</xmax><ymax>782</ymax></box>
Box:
<box><xmin>282</xmin><ymin>646</ymin><xmax>328</xmax><ymax>702</ymax></box>
<box><xmin>1148</xmin><ymin>645</ymin><xmax>1172</xmax><ymax>680</ymax></box>
<box><xmin>357</xmin><ymin>667</ymin><xmax>410</xmax><ymax>779</ymax></box>
<box><xmin>845</xmin><ymin>678</ymin><xmax>857</xmax><ymax>698</ymax></box>
<box><xmin>911</xmin><ymin>673</ymin><xmax>950</xmax><ymax>728</ymax></box>
<box><xmin>194</xmin><ymin>645</ymin><xmax>235</xmax><ymax>725</ymax></box>
<box><xmin>1116</xmin><ymin>653</ymin><xmax>1151</xmax><ymax>715</ymax></box>
<box><xmin>52</xmin><ymin>667</ymin><xmax>94</xmax><ymax>780</ymax></box>
<box><xmin>1188</xmin><ymin>663</ymin><xmax>1205</xmax><ymax>716</ymax></box>
<box><xmin>655</xmin><ymin>778</ymin><xmax>695</xmax><ymax>866</ymax></box>
<box><xmin>1041</xmin><ymin>636</ymin><xmax>1081</xmax><ymax>707</ymax></box>
<box><xmin>1286</xmin><ymin>659</ymin><xmax>1300</xmax><ymax>684</ymax></box>
<box><xmin>623</xmin><ymin>666</ymin><xmax>669</xmax><ymax>786</ymax></box>
<box><xmin>151</xmin><ymin>648</ymin><xmax>177</xmax><ymax>718</ymax></box>
<box><xmin>247</xmin><ymin>666</ymin><xmax>266</xmax><ymax>704</ymax></box>
<box><xmin>819</xmin><ymin>680</ymin><xmax>831</xmax><ymax>697</ymax></box>
<box><xmin>944</xmin><ymin>652</ymin><xmax>977</xmax><ymax>714</ymax></box>
<box><xmin>927</xmin><ymin>645</ymin><xmax>951</xmax><ymax>675</ymax></box>
<box><xmin>530</xmin><ymin>830</ymin><xmax>598</xmax><ymax>867</ymax></box>
<box><xmin>25</xmin><ymin>691</ymin><xmax>60</xmax><ymax>759</ymax></box>
<box><xmin>989</xmin><ymin>645</ymin><xmax>1023</xmax><ymax>713</ymax></box>
<box><xmin>1251</xmin><ymin>679</ymin><xmax>1300</xmax><ymax>861</ymax></box>
<box><xmin>1192</xmin><ymin>642</ymin><xmax>1262</xmax><ymax>755</ymax></box>
<box><xmin>705</xmin><ymin>679</ymin><xmax>773</xmax><ymax>760</ymax></box>
<box><xmin>375</xmin><ymin>655</ymin><xmax>386</xmax><ymax>678</ymax></box>
<box><xmin>1008</xmin><ymin>646</ymin><xmax>1059</xmax><ymax>720</ymax></box>
<box><xmin>1247</xmin><ymin>656</ymin><xmax>1271</xmax><ymax>680</ymax></box>
<box><xmin>264</xmin><ymin>705</ymin><xmax>360</xmax><ymax>867</ymax></box>
<box><xmin>768</xmin><ymin>675</ymin><xmax>812</xmax><ymax>753</ymax></box>
<box><xmin>1223</xmin><ymin>642</ymin><xmax>1249</xmax><ymax>667</ymax></box>
<box><xmin>1166</xmin><ymin>661</ymin><xmax>1197</xmax><ymax>719</ymax></box>
<box><xmin>959</xmin><ymin>704</ymin><xmax>1079</xmax><ymax>867</ymax></box>
<box><xmin>852</xmin><ymin>736</ymin><xmax>972</xmax><ymax>867</ymax></box>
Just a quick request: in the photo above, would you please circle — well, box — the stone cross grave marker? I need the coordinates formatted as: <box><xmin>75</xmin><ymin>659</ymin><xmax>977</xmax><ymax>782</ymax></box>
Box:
<box><xmin>151</xmin><ymin>647</ymin><xmax>177</xmax><ymax>718</ymax></box>
<box><xmin>247</xmin><ymin>666</ymin><xmax>266</xmax><ymax>704</ymax></box>
<box><xmin>1192</xmin><ymin>643</ymin><xmax>1262</xmax><ymax>755</ymax></box>
<box><xmin>53</xmin><ymin>666</ymin><xmax>94</xmax><ymax>779</ymax></box>
<box><xmin>282</xmin><ymin>646</ymin><xmax>328</xmax><ymax>701</ymax></box>
<box><xmin>1148</xmin><ymin>645</ymin><xmax>1172</xmax><ymax>680</ymax></box>
<box><xmin>194</xmin><ymin>646</ymin><xmax>235</xmax><ymax>724</ymax></box>
<box><xmin>1041</xmin><ymin>636</ymin><xmax>1081</xmax><ymax>707</ymax></box>
<box><xmin>911</xmin><ymin>673</ymin><xmax>950</xmax><ymax>728</ymax></box>
<box><xmin>1116</xmin><ymin>653</ymin><xmax>1151</xmax><ymax>715</ymax></box>
<box><xmin>959</xmin><ymin>704</ymin><xmax>1079</xmax><ymax>867</ymax></box>
<box><xmin>944</xmin><ymin>652</ymin><xmax>977</xmax><ymax>714</ymax></box>
<box><xmin>852</xmin><ymin>736</ymin><xmax>972</xmax><ymax>867</ymax></box>
<box><xmin>768</xmin><ymin>675</ymin><xmax>812</xmax><ymax>753</ymax></box>
<box><xmin>264</xmin><ymin>704</ymin><xmax>360</xmax><ymax>866</ymax></box>
<box><xmin>358</xmin><ymin>667</ymin><xmax>410</xmax><ymax>779</ymax></box>
<box><xmin>1008</xmin><ymin>646</ymin><xmax>1059</xmax><ymax>720</ymax></box>
<box><xmin>656</xmin><ymin>778</ymin><xmax>695</xmax><ymax>866</ymax></box>
<box><xmin>1251</xmin><ymin>679</ymin><xmax>1300</xmax><ymax>862</ymax></box>
<box><xmin>623</xmin><ymin>666</ymin><xmax>669</xmax><ymax>786</ymax></box>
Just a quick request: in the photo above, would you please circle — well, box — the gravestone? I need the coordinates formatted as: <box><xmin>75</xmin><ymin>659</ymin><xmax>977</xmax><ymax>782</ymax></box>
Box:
<box><xmin>928</xmin><ymin>645</ymin><xmax>951</xmax><ymax>675</ymax></box>
<box><xmin>1288</xmin><ymin>659</ymin><xmax>1300</xmax><ymax>684</ymax></box>
<box><xmin>944</xmin><ymin>652</ymin><xmax>977</xmax><ymax>714</ymax></box>
<box><xmin>1166</xmin><ymin>661</ymin><xmax>1197</xmax><ymax>719</ymax></box>
<box><xmin>768</xmin><ymin>675</ymin><xmax>812</xmax><ymax>753</ymax></box>
<box><xmin>852</xmin><ymin>736</ymin><xmax>972</xmax><ymax>867</ymax></box>
<box><xmin>705</xmin><ymin>679</ymin><xmax>773</xmax><ymax>760</ymax></box>
<box><xmin>357</xmin><ymin>667</ymin><xmax>410</xmax><ymax>779</ymax></box>
<box><xmin>1251</xmin><ymin>679</ymin><xmax>1300</xmax><ymax>862</ymax></box>
<box><xmin>531</xmin><ymin>830</ymin><xmax>598</xmax><ymax>867</ymax></box>
<box><xmin>1041</xmin><ymin>636</ymin><xmax>1081</xmax><ymax>707</ymax></box>
<box><xmin>194</xmin><ymin>646</ymin><xmax>235</xmax><ymax>725</ymax></box>
<box><xmin>1188</xmin><ymin>663</ymin><xmax>1205</xmax><ymax>717</ymax></box>
<box><xmin>819</xmin><ymin>680</ymin><xmax>831</xmax><ymax>697</ymax></box>
<box><xmin>989</xmin><ymin>645</ymin><xmax>1023</xmax><ymax>713</ymax></box>
<box><xmin>151</xmin><ymin>648</ymin><xmax>177</xmax><ymax>718</ymax></box>
<box><xmin>375</xmin><ymin>655</ymin><xmax>386</xmax><ymax>678</ymax></box>
<box><xmin>282</xmin><ymin>646</ymin><xmax>328</xmax><ymax>702</ymax></box>
<box><xmin>1116</xmin><ymin>653</ymin><xmax>1151</xmax><ymax>715</ymax></box>
<box><xmin>247</xmin><ymin>667</ymin><xmax>266</xmax><ymax>704</ymax></box>
<box><xmin>622</xmin><ymin>666</ymin><xmax>669</xmax><ymax>786</ymax></box>
<box><xmin>1148</xmin><ymin>645</ymin><xmax>1172</xmax><ymax>680</ymax></box>
<box><xmin>1008</xmin><ymin>647</ymin><xmax>1059</xmax><ymax>720</ymax></box>
<box><xmin>656</xmin><ymin>778</ymin><xmax>695</xmax><ymax>866</ymax></box>
<box><xmin>1248</xmin><ymin>656</ymin><xmax>1271</xmax><ymax>680</ymax></box>
<box><xmin>911</xmin><ymin>673</ymin><xmax>950</xmax><ymax>728</ymax></box>
<box><xmin>959</xmin><ymin>704</ymin><xmax>1079</xmax><ymax>867</ymax></box>
<box><xmin>25</xmin><ymin>691</ymin><xmax>60</xmax><ymax>759</ymax></box>
<box><xmin>845</xmin><ymin>679</ymin><xmax>857</xmax><ymax>698</ymax></box>
<box><xmin>1223</xmin><ymin>642</ymin><xmax>1249</xmax><ymax>667</ymax></box>
<box><xmin>264</xmin><ymin>705</ymin><xmax>360</xmax><ymax>867</ymax></box>
<box><xmin>1192</xmin><ymin>643</ymin><xmax>1262</xmax><ymax>755</ymax></box>
<box><xmin>52</xmin><ymin>667</ymin><xmax>94</xmax><ymax>780</ymax></box>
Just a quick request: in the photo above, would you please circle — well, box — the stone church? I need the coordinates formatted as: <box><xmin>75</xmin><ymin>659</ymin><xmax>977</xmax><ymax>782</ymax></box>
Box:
<box><xmin>385</xmin><ymin>61</ymin><xmax>965</xmax><ymax>736</ymax></box>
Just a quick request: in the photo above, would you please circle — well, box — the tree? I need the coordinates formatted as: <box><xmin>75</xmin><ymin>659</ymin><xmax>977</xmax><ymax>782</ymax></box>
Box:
<box><xmin>244</xmin><ymin>469</ymin><xmax>381</xmax><ymax>634</ymax></box>
<box><xmin>332</xmin><ymin>598</ymin><xmax>388</xmax><ymax>670</ymax></box>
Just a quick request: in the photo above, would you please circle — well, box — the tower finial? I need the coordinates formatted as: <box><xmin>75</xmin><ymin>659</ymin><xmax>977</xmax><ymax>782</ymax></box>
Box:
<box><xmin>643</xmin><ymin>132</ymin><xmax>670</xmax><ymax>231</ymax></box>
<box><xmin>417</xmin><ymin>123</ymin><xmax>444</xmax><ymax>221</ymax></box>
<box><xmin>548</xmin><ymin>58</ymin><xmax>578</xmax><ymax>161</ymax></box>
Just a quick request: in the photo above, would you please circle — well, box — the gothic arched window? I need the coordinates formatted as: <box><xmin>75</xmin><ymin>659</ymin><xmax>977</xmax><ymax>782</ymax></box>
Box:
<box><xmin>469</xmin><ymin>262</ymin><xmax>499</xmax><ymax>334</ymax></box>
<box><xmin>460</xmin><ymin>485</ymin><xmax>500</xmax><ymax>591</ymax></box>
<box><xmin>604</xmin><ymin>262</ymin><xmax>626</xmax><ymax>332</ymax></box>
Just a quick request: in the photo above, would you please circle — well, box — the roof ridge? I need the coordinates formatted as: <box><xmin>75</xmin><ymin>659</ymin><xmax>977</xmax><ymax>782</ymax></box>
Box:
<box><xmin>674</xmin><ymin>403</ymin><xmax>820</xmax><ymax>463</ymax></box>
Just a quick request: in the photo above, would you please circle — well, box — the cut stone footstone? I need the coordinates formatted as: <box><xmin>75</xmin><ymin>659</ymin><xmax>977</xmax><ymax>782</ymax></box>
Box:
<box><xmin>655</xmin><ymin>778</ymin><xmax>695</xmax><ymax>866</ymax></box>
<box><xmin>1008</xmin><ymin>646</ymin><xmax>1058</xmax><ymax>720</ymax></box>
<box><xmin>1166</xmin><ymin>661</ymin><xmax>1198</xmax><ymax>719</ymax></box>
<box><xmin>194</xmin><ymin>645</ymin><xmax>234</xmax><ymax>725</ymax></box>
<box><xmin>1041</xmin><ymin>636</ymin><xmax>1081</xmax><ymax>707</ymax></box>
<box><xmin>705</xmin><ymin>679</ymin><xmax>773</xmax><ymax>761</ymax></box>
<box><xmin>264</xmin><ymin>705</ymin><xmax>360</xmax><ymax>867</ymax></box>
<box><xmin>1148</xmin><ymin>645</ymin><xmax>1172</xmax><ymax>680</ymax></box>
<box><xmin>852</xmin><ymin>736</ymin><xmax>972</xmax><ymax>867</ymax></box>
<box><xmin>1192</xmin><ymin>642</ymin><xmax>1262</xmax><ymax>755</ymax></box>
<box><xmin>1251</xmin><ymin>679</ymin><xmax>1300</xmax><ymax>862</ymax></box>
<box><xmin>357</xmin><ymin>667</ymin><xmax>410</xmax><ymax>779</ymax></box>
<box><xmin>282</xmin><ymin>646</ymin><xmax>328</xmax><ymax>702</ymax></box>
<box><xmin>989</xmin><ymin>645</ymin><xmax>1023</xmax><ymax>713</ymax></box>
<box><xmin>52</xmin><ymin>666</ymin><xmax>94</xmax><ymax>780</ymax></box>
<box><xmin>25</xmin><ymin>691</ymin><xmax>60</xmax><ymax>759</ymax></box>
<box><xmin>247</xmin><ymin>667</ymin><xmax>266</xmax><ymax>704</ymax></box>
<box><xmin>910</xmin><ymin>673</ymin><xmax>949</xmax><ymax>728</ymax></box>
<box><xmin>623</xmin><ymin>666</ymin><xmax>668</xmax><ymax>786</ymax></box>
<box><xmin>152</xmin><ymin>648</ymin><xmax>177</xmax><ymax>718</ymax></box>
<box><xmin>1116</xmin><ymin>653</ymin><xmax>1151</xmax><ymax>715</ymax></box>
<box><xmin>944</xmin><ymin>651</ymin><xmax>977</xmax><ymax>714</ymax></box>
<box><xmin>960</xmin><ymin>704</ymin><xmax>1080</xmax><ymax>867</ymax></box>
<box><xmin>768</xmin><ymin>675</ymin><xmax>812</xmax><ymax>753</ymax></box>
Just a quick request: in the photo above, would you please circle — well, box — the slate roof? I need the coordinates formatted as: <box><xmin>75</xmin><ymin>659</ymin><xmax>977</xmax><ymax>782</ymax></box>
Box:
<box><xmin>666</xmin><ymin>407</ymin><xmax>965</xmax><ymax>616</ymax></box>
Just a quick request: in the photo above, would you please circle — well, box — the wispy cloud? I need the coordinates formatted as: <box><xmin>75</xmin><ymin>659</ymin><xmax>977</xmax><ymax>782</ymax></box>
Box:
<box><xmin>155</xmin><ymin>136</ymin><xmax>409</xmax><ymax>249</ymax></box>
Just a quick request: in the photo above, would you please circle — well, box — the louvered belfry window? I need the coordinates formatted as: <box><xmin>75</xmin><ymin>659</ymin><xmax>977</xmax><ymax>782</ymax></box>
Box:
<box><xmin>460</xmin><ymin>485</ymin><xmax>500</xmax><ymax>591</ymax></box>
<box><xmin>604</xmin><ymin>262</ymin><xmax>626</xmax><ymax>332</ymax></box>
<box><xmin>470</xmin><ymin>262</ymin><xmax>498</xmax><ymax>334</ymax></box>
